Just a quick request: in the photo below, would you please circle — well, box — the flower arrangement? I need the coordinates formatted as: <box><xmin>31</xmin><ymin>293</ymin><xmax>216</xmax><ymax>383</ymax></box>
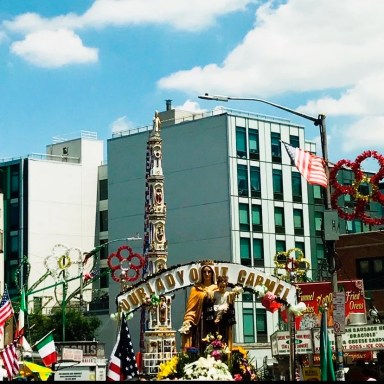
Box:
<box><xmin>202</xmin><ymin>332</ymin><xmax>230</xmax><ymax>362</ymax></box>
<box><xmin>156</xmin><ymin>333</ymin><xmax>260</xmax><ymax>381</ymax></box>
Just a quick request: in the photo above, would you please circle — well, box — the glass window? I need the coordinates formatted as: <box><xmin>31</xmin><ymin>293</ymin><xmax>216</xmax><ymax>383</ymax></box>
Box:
<box><xmin>10</xmin><ymin>166</ymin><xmax>20</xmax><ymax>197</ymax></box>
<box><xmin>256</xmin><ymin>308</ymin><xmax>268</xmax><ymax>343</ymax></box>
<box><xmin>240</xmin><ymin>237</ymin><xmax>251</xmax><ymax>266</ymax></box>
<box><xmin>100</xmin><ymin>268</ymin><xmax>109</xmax><ymax>289</ymax></box>
<box><xmin>271</xmin><ymin>132</ymin><xmax>281</xmax><ymax>161</ymax></box>
<box><xmin>293</xmin><ymin>209</ymin><xmax>303</xmax><ymax>229</ymax></box>
<box><xmin>354</xmin><ymin>220</ymin><xmax>362</xmax><ymax>233</ymax></box>
<box><xmin>99</xmin><ymin>239</ymin><xmax>108</xmax><ymax>260</ymax></box>
<box><xmin>290</xmin><ymin>135</ymin><xmax>300</xmax><ymax>148</ymax></box>
<box><xmin>273</xmin><ymin>169</ymin><xmax>283</xmax><ymax>196</ymax></box>
<box><xmin>242</xmin><ymin>308</ymin><xmax>255</xmax><ymax>343</ymax></box>
<box><xmin>99</xmin><ymin>179</ymin><xmax>108</xmax><ymax>201</ymax></box>
<box><xmin>239</xmin><ymin>203</ymin><xmax>250</xmax><ymax>231</ymax></box>
<box><xmin>249</xmin><ymin>129</ymin><xmax>259</xmax><ymax>160</ymax></box>
<box><xmin>276</xmin><ymin>240</ymin><xmax>286</xmax><ymax>253</ymax></box>
<box><xmin>236</xmin><ymin>127</ymin><xmax>247</xmax><ymax>158</ymax></box>
<box><xmin>292</xmin><ymin>172</ymin><xmax>302</xmax><ymax>201</ymax></box>
<box><xmin>252</xmin><ymin>205</ymin><xmax>262</xmax><ymax>231</ymax></box>
<box><xmin>274</xmin><ymin>206</ymin><xmax>285</xmax><ymax>232</ymax></box>
<box><xmin>295</xmin><ymin>242</ymin><xmax>304</xmax><ymax>255</ymax></box>
<box><xmin>250</xmin><ymin>166</ymin><xmax>261</xmax><ymax>197</ymax></box>
<box><xmin>253</xmin><ymin>238</ymin><xmax>264</xmax><ymax>267</ymax></box>
<box><xmin>9</xmin><ymin>233</ymin><xmax>19</xmax><ymax>260</ymax></box>
<box><xmin>100</xmin><ymin>210</ymin><xmax>108</xmax><ymax>232</ymax></box>
<box><xmin>357</xmin><ymin>257</ymin><xmax>384</xmax><ymax>290</ymax></box>
<box><xmin>10</xmin><ymin>202</ymin><xmax>19</xmax><ymax>230</ymax></box>
<box><xmin>313</xmin><ymin>185</ymin><xmax>322</xmax><ymax>200</ymax></box>
<box><xmin>315</xmin><ymin>211</ymin><xmax>323</xmax><ymax>232</ymax></box>
<box><xmin>237</xmin><ymin>165</ymin><xmax>248</xmax><ymax>197</ymax></box>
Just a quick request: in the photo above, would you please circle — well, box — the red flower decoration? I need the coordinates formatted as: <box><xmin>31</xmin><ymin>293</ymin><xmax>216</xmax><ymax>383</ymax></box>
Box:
<box><xmin>329</xmin><ymin>151</ymin><xmax>384</xmax><ymax>226</ymax></box>
<box><xmin>107</xmin><ymin>245</ymin><xmax>145</xmax><ymax>282</ymax></box>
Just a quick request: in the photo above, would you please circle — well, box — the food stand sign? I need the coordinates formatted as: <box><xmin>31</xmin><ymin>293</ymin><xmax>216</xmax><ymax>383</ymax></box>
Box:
<box><xmin>295</xmin><ymin>280</ymin><xmax>366</xmax><ymax>330</ymax></box>
<box><xmin>270</xmin><ymin>330</ymin><xmax>313</xmax><ymax>356</ymax></box>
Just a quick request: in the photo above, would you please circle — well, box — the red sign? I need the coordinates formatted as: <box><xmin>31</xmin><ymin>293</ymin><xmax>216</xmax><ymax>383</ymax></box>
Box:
<box><xmin>295</xmin><ymin>280</ymin><xmax>366</xmax><ymax>330</ymax></box>
<box><xmin>313</xmin><ymin>350</ymin><xmax>373</xmax><ymax>365</ymax></box>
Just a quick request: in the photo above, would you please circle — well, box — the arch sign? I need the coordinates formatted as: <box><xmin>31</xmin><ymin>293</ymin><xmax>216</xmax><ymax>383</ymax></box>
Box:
<box><xmin>117</xmin><ymin>261</ymin><xmax>297</xmax><ymax>314</ymax></box>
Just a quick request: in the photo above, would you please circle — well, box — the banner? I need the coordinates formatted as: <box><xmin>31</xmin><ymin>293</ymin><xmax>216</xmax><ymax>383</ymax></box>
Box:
<box><xmin>117</xmin><ymin>262</ymin><xmax>297</xmax><ymax>313</ymax></box>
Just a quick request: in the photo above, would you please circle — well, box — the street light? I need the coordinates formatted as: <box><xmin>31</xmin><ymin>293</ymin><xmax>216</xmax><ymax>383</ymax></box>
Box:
<box><xmin>198</xmin><ymin>93</ymin><xmax>344</xmax><ymax>381</ymax></box>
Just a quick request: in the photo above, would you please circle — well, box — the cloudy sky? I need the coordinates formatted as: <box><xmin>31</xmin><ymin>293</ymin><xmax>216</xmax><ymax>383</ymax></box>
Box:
<box><xmin>1</xmin><ymin>0</ymin><xmax>384</xmax><ymax>170</ymax></box>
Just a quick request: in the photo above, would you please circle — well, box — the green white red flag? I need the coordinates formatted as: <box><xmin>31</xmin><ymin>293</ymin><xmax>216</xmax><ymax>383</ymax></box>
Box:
<box><xmin>35</xmin><ymin>332</ymin><xmax>57</xmax><ymax>367</ymax></box>
<box><xmin>15</xmin><ymin>288</ymin><xmax>32</xmax><ymax>352</ymax></box>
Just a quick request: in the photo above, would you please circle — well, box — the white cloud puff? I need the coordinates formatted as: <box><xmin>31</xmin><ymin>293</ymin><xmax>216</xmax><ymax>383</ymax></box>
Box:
<box><xmin>10</xmin><ymin>29</ymin><xmax>98</xmax><ymax>68</ymax></box>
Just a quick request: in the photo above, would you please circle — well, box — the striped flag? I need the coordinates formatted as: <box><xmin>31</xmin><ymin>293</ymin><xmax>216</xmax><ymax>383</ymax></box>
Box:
<box><xmin>0</xmin><ymin>342</ymin><xmax>19</xmax><ymax>379</ymax></box>
<box><xmin>107</xmin><ymin>313</ymin><xmax>138</xmax><ymax>381</ymax></box>
<box><xmin>283</xmin><ymin>141</ymin><xmax>328</xmax><ymax>188</ymax></box>
<box><xmin>15</xmin><ymin>288</ymin><xmax>32</xmax><ymax>352</ymax></box>
<box><xmin>0</xmin><ymin>288</ymin><xmax>14</xmax><ymax>337</ymax></box>
<box><xmin>36</xmin><ymin>332</ymin><xmax>57</xmax><ymax>367</ymax></box>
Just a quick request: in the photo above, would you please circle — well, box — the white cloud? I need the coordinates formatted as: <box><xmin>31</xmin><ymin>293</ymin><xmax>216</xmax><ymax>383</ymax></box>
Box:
<box><xmin>10</xmin><ymin>29</ymin><xmax>98</xmax><ymax>68</ymax></box>
<box><xmin>174</xmin><ymin>99</ymin><xmax>206</xmax><ymax>114</ymax></box>
<box><xmin>341</xmin><ymin>116</ymin><xmax>384</xmax><ymax>152</ymax></box>
<box><xmin>110</xmin><ymin>116</ymin><xmax>135</xmax><ymax>134</ymax></box>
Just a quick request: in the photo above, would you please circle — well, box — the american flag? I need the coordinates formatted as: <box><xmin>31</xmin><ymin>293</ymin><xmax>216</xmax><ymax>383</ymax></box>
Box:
<box><xmin>283</xmin><ymin>141</ymin><xmax>328</xmax><ymax>188</ymax></box>
<box><xmin>107</xmin><ymin>313</ymin><xmax>138</xmax><ymax>381</ymax></box>
<box><xmin>0</xmin><ymin>342</ymin><xmax>19</xmax><ymax>379</ymax></box>
<box><xmin>0</xmin><ymin>288</ymin><xmax>14</xmax><ymax>336</ymax></box>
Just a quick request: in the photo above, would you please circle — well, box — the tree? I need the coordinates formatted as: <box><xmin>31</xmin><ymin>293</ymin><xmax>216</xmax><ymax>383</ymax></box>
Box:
<box><xmin>27</xmin><ymin>309</ymin><xmax>101</xmax><ymax>344</ymax></box>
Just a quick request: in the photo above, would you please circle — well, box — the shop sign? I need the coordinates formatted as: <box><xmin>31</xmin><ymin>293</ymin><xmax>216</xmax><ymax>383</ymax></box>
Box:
<box><xmin>270</xmin><ymin>330</ymin><xmax>313</xmax><ymax>356</ymax></box>
<box><xmin>302</xmin><ymin>367</ymin><xmax>321</xmax><ymax>381</ymax></box>
<box><xmin>295</xmin><ymin>280</ymin><xmax>366</xmax><ymax>330</ymax></box>
<box><xmin>313</xmin><ymin>350</ymin><xmax>373</xmax><ymax>364</ymax></box>
<box><xmin>312</xmin><ymin>323</ymin><xmax>384</xmax><ymax>352</ymax></box>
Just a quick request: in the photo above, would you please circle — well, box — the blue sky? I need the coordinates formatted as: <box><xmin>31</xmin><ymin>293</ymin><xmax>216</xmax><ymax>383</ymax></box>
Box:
<box><xmin>1</xmin><ymin>0</ymin><xmax>384</xmax><ymax>171</ymax></box>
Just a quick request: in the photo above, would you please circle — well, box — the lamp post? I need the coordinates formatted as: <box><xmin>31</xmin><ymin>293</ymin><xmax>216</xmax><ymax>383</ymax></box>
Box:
<box><xmin>198</xmin><ymin>93</ymin><xmax>344</xmax><ymax>381</ymax></box>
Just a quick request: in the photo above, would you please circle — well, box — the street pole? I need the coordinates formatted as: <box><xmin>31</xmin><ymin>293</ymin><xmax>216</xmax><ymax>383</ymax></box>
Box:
<box><xmin>198</xmin><ymin>94</ymin><xmax>344</xmax><ymax>380</ymax></box>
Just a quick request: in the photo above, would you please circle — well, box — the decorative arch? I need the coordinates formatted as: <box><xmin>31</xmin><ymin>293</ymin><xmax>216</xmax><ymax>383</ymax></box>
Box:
<box><xmin>116</xmin><ymin>261</ymin><xmax>297</xmax><ymax>314</ymax></box>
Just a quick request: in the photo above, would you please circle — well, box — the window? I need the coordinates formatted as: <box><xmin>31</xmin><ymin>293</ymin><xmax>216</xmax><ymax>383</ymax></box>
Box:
<box><xmin>10</xmin><ymin>202</ymin><xmax>20</xmax><ymax>230</ymax></box>
<box><xmin>253</xmin><ymin>238</ymin><xmax>264</xmax><ymax>267</ymax></box>
<box><xmin>242</xmin><ymin>293</ymin><xmax>253</xmax><ymax>303</ymax></box>
<box><xmin>290</xmin><ymin>135</ymin><xmax>300</xmax><ymax>148</ymax></box>
<box><xmin>249</xmin><ymin>129</ymin><xmax>259</xmax><ymax>160</ymax></box>
<box><xmin>315</xmin><ymin>211</ymin><xmax>323</xmax><ymax>234</ymax></box>
<box><xmin>9</xmin><ymin>233</ymin><xmax>19</xmax><ymax>260</ymax></box>
<box><xmin>271</xmin><ymin>132</ymin><xmax>281</xmax><ymax>162</ymax></box>
<box><xmin>240</xmin><ymin>237</ymin><xmax>251</xmax><ymax>266</ymax></box>
<box><xmin>256</xmin><ymin>308</ymin><xmax>268</xmax><ymax>343</ymax></box>
<box><xmin>99</xmin><ymin>179</ymin><xmax>108</xmax><ymax>201</ymax></box>
<box><xmin>274</xmin><ymin>207</ymin><xmax>285</xmax><ymax>234</ymax></box>
<box><xmin>100</xmin><ymin>268</ymin><xmax>109</xmax><ymax>289</ymax></box>
<box><xmin>252</xmin><ymin>205</ymin><xmax>262</xmax><ymax>232</ymax></box>
<box><xmin>313</xmin><ymin>185</ymin><xmax>323</xmax><ymax>202</ymax></box>
<box><xmin>356</xmin><ymin>257</ymin><xmax>384</xmax><ymax>290</ymax></box>
<box><xmin>236</xmin><ymin>127</ymin><xmax>247</xmax><ymax>158</ymax></box>
<box><xmin>239</xmin><ymin>203</ymin><xmax>250</xmax><ymax>231</ymax></box>
<box><xmin>273</xmin><ymin>169</ymin><xmax>283</xmax><ymax>200</ymax></box>
<box><xmin>237</xmin><ymin>165</ymin><xmax>248</xmax><ymax>196</ymax></box>
<box><xmin>276</xmin><ymin>240</ymin><xmax>286</xmax><ymax>253</ymax></box>
<box><xmin>10</xmin><ymin>166</ymin><xmax>20</xmax><ymax>198</ymax></box>
<box><xmin>292</xmin><ymin>172</ymin><xmax>302</xmax><ymax>202</ymax></box>
<box><xmin>242</xmin><ymin>308</ymin><xmax>255</xmax><ymax>343</ymax></box>
<box><xmin>293</xmin><ymin>209</ymin><xmax>304</xmax><ymax>235</ymax></box>
<box><xmin>100</xmin><ymin>210</ymin><xmax>108</xmax><ymax>232</ymax></box>
<box><xmin>99</xmin><ymin>239</ymin><xmax>108</xmax><ymax>260</ymax></box>
<box><xmin>250</xmin><ymin>166</ymin><xmax>261</xmax><ymax>198</ymax></box>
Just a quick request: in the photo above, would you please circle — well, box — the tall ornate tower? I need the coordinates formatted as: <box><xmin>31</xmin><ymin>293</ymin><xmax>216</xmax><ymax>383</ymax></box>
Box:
<box><xmin>141</xmin><ymin>111</ymin><xmax>176</xmax><ymax>376</ymax></box>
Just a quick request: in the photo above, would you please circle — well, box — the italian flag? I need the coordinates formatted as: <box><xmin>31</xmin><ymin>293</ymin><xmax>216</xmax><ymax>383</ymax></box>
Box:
<box><xmin>16</xmin><ymin>288</ymin><xmax>32</xmax><ymax>352</ymax></box>
<box><xmin>36</xmin><ymin>332</ymin><xmax>58</xmax><ymax>367</ymax></box>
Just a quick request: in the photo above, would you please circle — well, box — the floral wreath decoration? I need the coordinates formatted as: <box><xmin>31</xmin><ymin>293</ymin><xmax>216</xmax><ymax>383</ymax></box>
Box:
<box><xmin>273</xmin><ymin>248</ymin><xmax>310</xmax><ymax>282</ymax></box>
<box><xmin>329</xmin><ymin>150</ymin><xmax>384</xmax><ymax>226</ymax></box>
<box><xmin>107</xmin><ymin>245</ymin><xmax>145</xmax><ymax>283</ymax></box>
